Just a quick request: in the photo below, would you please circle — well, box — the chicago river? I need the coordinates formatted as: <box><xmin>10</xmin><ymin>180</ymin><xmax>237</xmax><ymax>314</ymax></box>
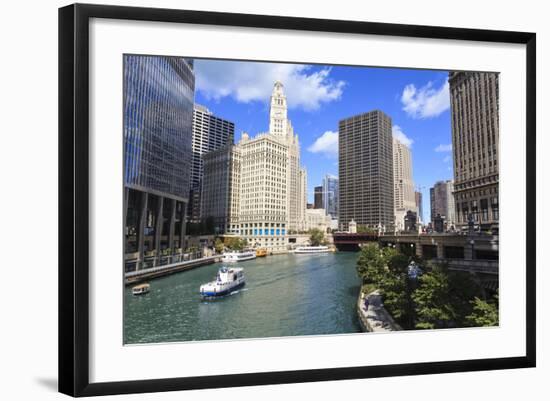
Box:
<box><xmin>124</xmin><ymin>253</ymin><xmax>361</xmax><ymax>344</ymax></box>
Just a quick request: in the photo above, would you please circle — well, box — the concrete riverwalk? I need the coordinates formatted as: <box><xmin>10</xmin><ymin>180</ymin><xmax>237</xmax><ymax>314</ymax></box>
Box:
<box><xmin>357</xmin><ymin>290</ymin><xmax>402</xmax><ymax>332</ymax></box>
<box><xmin>125</xmin><ymin>255</ymin><xmax>220</xmax><ymax>286</ymax></box>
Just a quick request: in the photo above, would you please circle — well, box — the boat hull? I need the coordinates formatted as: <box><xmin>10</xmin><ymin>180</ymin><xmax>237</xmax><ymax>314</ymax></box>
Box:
<box><xmin>200</xmin><ymin>281</ymin><xmax>246</xmax><ymax>297</ymax></box>
<box><xmin>294</xmin><ymin>247</ymin><xmax>331</xmax><ymax>254</ymax></box>
<box><xmin>221</xmin><ymin>254</ymin><xmax>256</xmax><ymax>262</ymax></box>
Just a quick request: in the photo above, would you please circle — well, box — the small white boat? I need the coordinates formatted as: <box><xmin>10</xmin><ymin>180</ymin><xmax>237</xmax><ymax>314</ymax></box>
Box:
<box><xmin>294</xmin><ymin>245</ymin><xmax>330</xmax><ymax>254</ymax></box>
<box><xmin>221</xmin><ymin>250</ymin><xmax>257</xmax><ymax>263</ymax></box>
<box><xmin>200</xmin><ymin>267</ymin><xmax>245</xmax><ymax>297</ymax></box>
<box><xmin>132</xmin><ymin>283</ymin><xmax>150</xmax><ymax>295</ymax></box>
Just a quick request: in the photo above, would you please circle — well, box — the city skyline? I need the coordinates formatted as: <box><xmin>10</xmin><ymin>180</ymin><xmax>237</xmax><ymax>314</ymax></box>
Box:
<box><xmin>193</xmin><ymin>59</ymin><xmax>454</xmax><ymax>218</ymax></box>
<box><xmin>123</xmin><ymin>55</ymin><xmax>500</xmax><ymax>345</ymax></box>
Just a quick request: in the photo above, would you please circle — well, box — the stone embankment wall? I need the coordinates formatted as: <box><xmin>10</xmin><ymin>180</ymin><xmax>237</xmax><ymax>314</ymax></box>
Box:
<box><xmin>356</xmin><ymin>290</ymin><xmax>402</xmax><ymax>332</ymax></box>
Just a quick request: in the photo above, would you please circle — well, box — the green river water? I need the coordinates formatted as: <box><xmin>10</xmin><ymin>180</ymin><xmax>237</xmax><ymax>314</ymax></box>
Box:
<box><xmin>124</xmin><ymin>252</ymin><xmax>362</xmax><ymax>344</ymax></box>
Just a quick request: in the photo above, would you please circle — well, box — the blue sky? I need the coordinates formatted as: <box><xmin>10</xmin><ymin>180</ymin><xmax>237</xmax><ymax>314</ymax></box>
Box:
<box><xmin>193</xmin><ymin>59</ymin><xmax>454</xmax><ymax>222</ymax></box>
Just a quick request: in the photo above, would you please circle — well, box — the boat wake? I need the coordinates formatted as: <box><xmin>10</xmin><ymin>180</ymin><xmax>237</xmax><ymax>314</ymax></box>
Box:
<box><xmin>230</xmin><ymin>287</ymin><xmax>248</xmax><ymax>296</ymax></box>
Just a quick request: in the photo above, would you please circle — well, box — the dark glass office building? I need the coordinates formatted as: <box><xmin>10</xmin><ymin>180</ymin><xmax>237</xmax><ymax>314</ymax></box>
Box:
<box><xmin>338</xmin><ymin>110</ymin><xmax>394</xmax><ymax>232</ymax></box>
<box><xmin>314</xmin><ymin>186</ymin><xmax>324</xmax><ymax>209</ymax></box>
<box><xmin>188</xmin><ymin>104</ymin><xmax>235</xmax><ymax>224</ymax></box>
<box><xmin>123</xmin><ymin>55</ymin><xmax>195</xmax><ymax>270</ymax></box>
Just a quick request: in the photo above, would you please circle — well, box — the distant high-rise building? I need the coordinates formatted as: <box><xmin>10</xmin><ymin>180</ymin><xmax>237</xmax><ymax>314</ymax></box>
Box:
<box><xmin>404</xmin><ymin>210</ymin><xmax>418</xmax><ymax>232</ymax></box>
<box><xmin>415</xmin><ymin>191</ymin><xmax>423</xmax><ymax>223</ymax></box>
<box><xmin>446</xmin><ymin>180</ymin><xmax>456</xmax><ymax>228</ymax></box>
<box><xmin>190</xmin><ymin>104</ymin><xmax>234</xmax><ymax>223</ymax></box>
<box><xmin>393</xmin><ymin>137</ymin><xmax>416</xmax><ymax>231</ymax></box>
<box><xmin>449</xmin><ymin>71</ymin><xmax>499</xmax><ymax>230</ymax></box>
<box><xmin>430</xmin><ymin>180</ymin><xmax>456</xmax><ymax>229</ymax></box>
<box><xmin>305</xmin><ymin>208</ymin><xmax>332</xmax><ymax>233</ymax></box>
<box><xmin>123</xmin><ymin>56</ymin><xmax>195</xmax><ymax>269</ymax></box>
<box><xmin>322</xmin><ymin>175</ymin><xmax>339</xmax><ymax>220</ymax></box>
<box><xmin>339</xmin><ymin>110</ymin><xmax>394</xmax><ymax>232</ymax></box>
<box><xmin>314</xmin><ymin>186</ymin><xmax>324</xmax><ymax>209</ymax></box>
<box><xmin>201</xmin><ymin>145</ymin><xmax>241</xmax><ymax>234</ymax></box>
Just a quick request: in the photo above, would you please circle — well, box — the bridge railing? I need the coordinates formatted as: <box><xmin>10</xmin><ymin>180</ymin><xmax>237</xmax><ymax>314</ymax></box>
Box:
<box><xmin>125</xmin><ymin>255</ymin><xmax>218</xmax><ymax>278</ymax></box>
<box><xmin>436</xmin><ymin>258</ymin><xmax>499</xmax><ymax>275</ymax></box>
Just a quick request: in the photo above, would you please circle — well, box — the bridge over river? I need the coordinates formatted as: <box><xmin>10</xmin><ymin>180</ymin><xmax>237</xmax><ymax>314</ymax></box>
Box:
<box><xmin>333</xmin><ymin>231</ymin><xmax>499</xmax><ymax>291</ymax></box>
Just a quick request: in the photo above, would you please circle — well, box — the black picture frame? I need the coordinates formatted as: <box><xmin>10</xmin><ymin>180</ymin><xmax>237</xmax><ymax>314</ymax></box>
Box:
<box><xmin>58</xmin><ymin>3</ymin><xmax>536</xmax><ymax>397</ymax></box>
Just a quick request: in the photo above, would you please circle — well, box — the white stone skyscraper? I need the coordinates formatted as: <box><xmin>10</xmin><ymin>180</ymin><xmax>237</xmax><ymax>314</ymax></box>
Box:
<box><xmin>269</xmin><ymin>81</ymin><xmax>290</xmax><ymax>136</ymax></box>
<box><xmin>393</xmin><ymin>137</ymin><xmax>416</xmax><ymax>230</ymax></box>
<box><xmin>268</xmin><ymin>81</ymin><xmax>304</xmax><ymax>233</ymax></box>
<box><xmin>202</xmin><ymin>81</ymin><xmax>307</xmax><ymax>252</ymax></box>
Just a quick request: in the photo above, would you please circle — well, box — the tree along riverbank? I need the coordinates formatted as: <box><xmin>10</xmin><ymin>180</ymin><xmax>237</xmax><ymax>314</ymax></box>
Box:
<box><xmin>355</xmin><ymin>244</ymin><xmax>499</xmax><ymax>330</ymax></box>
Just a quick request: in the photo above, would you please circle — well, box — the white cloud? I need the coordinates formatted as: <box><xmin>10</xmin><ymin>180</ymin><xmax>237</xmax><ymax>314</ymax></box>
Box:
<box><xmin>392</xmin><ymin>125</ymin><xmax>413</xmax><ymax>147</ymax></box>
<box><xmin>194</xmin><ymin>60</ymin><xmax>345</xmax><ymax>111</ymax></box>
<box><xmin>308</xmin><ymin>131</ymin><xmax>338</xmax><ymax>158</ymax></box>
<box><xmin>443</xmin><ymin>155</ymin><xmax>451</xmax><ymax>163</ymax></box>
<box><xmin>435</xmin><ymin>143</ymin><xmax>452</xmax><ymax>152</ymax></box>
<box><xmin>400</xmin><ymin>80</ymin><xmax>450</xmax><ymax>119</ymax></box>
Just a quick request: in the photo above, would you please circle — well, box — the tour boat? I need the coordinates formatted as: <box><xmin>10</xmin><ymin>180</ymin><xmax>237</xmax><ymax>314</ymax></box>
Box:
<box><xmin>132</xmin><ymin>283</ymin><xmax>150</xmax><ymax>296</ymax></box>
<box><xmin>221</xmin><ymin>250</ymin><xmax>257</xmax><ymax>263</ymax></box>
<box><xmin>255</xmin><ymin>248</ymin><xmax>268</xmax><ymax>257</ymax></box>
<box><xmin>294</xmin><ymin>245</ymin><xmax>331</xmax><ymax>254</ymax></box>
<box><xmin>200</xmin><ymin>267</ymin><xmax>245</xmax><ymax>297</ymax></box>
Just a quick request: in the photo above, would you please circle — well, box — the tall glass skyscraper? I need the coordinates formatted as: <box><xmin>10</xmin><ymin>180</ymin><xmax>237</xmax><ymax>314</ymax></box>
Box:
<box><xmin>322</xmin><ymin>175</ymin><xmax>339</xmax><ymax>220</ymax></box>
<box><xmin>123</xmin><ymin>55</ymin><xmax>195</xmax><ymax>270</ymax></box>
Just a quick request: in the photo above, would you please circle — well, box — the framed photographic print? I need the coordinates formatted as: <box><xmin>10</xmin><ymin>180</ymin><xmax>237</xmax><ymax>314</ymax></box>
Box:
<box><xmin>58</xmin><ymin>3</ymin><xmax>536</xmax><ymax>397</ymax></box>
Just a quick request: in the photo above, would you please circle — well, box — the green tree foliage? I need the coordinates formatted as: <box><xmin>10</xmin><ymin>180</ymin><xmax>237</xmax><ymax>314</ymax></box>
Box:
<box><xmin>387</xmin><ymin>253</ymin><xmax>409</xmax><ymax>275</ymax></box>
<box><xmin>308</xmin><ymin>228</ymin><xmax>325</xmax><ymax>246</ymax></box>
<box><xmin>413</xmin><ymin>263</ymin><xmax>483</xmax><ymax>329</ymax></box>
<box><xmin>378</xmin><ymin>272</ymin><xmax>409</xmax><ymax>323</ymax></box>
<box><xmin>224</xmin><ymin>237</ymin><xmax>248</xmax><ymax>251</ymax></box>
<box><xmin>383</xmin><ymin>251</ymin><xmax>416</xmax><ymax>326</ymax></box>
<box><xmin>356</xmin><ymin>244</ymin><xmax>385</xmax><ymax>284</ymax></box>
<box><xmin>446</xmin><ymin>270</ymin><xmax>484</xmax><ymax>322</ymax></box>
<box><xmin>356</xmin><ymin>246</ymin><xmax>491</xmax><ymax>330</ymax></box>
<box><xmin>412</xmin><ymin>266</ymin><xmax>455</xmax><ymax>329</ymax></box>
<box><xmin>214</xmin><ymin>238</ymin><xmax>224</xmax><ymax>254</ymax></box>
<box><xmin>466</xmin><ymin>292</ymin><xmax>499</xmax><ymax>327</ymax></box>
<box><xmin>356</xmin><ymin>225</ymin><xmax>378</xmax><ymax>234</ymax></box>
<box><xmin>356</xmin><ymin>244</ymin><xmax>413</xmax><ymax>327</ymax></box>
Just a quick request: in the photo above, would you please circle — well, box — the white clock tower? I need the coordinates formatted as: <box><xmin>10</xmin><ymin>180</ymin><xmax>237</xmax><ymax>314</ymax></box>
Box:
<box><xmin>269</xmin><ymin>81</ymin><xmax>289</xmax><ymax>136</ymax></box>
<box><xmin>203</xmin><ymin>80</ymin><xmax>307</xmax><ymax>252</ymax></box>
